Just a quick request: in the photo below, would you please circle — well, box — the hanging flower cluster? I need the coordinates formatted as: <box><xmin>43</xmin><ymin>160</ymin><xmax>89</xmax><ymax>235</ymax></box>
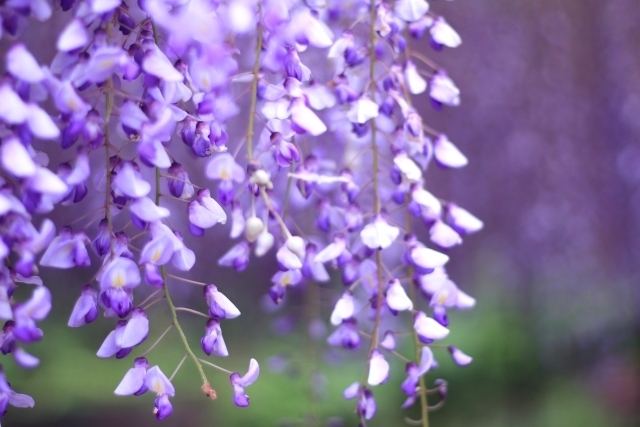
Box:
<box><xmin>0</xmin><ymin>0</ymin><xmax>482</xmax><ymax>424</ymax></box>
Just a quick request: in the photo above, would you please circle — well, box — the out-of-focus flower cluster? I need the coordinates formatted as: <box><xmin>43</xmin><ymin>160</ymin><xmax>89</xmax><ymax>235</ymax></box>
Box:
<box><xmin>0</xmin><ymin>0</ymin><xmax>481</xmax><ymax>424</ymax></box>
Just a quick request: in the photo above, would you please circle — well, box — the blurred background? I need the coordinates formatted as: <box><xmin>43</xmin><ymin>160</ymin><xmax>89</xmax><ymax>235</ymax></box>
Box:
<box><xmin>3</xmin><ymin>0</ymin><xmax>640</xmax><ymax>426</ymax></box>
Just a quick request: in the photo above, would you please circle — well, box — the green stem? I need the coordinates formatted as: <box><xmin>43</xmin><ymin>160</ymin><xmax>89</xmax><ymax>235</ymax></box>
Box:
<box><xmin>155</xmin><ymin>167</ymin><xmax>213</xmax><ymax>395</ymax></box>
<box><xmin>246</xmin><ymin>1</ymin><xmax>263</xmax><ymax>160</ymax></box>
<box><xmin>407</xmin><ymin>209</ymin><xmax>429</xmax><ymax>427</ymax></box>
<box><xmin>357</xmin><ymin>1</ymin><xmax>385</xmax><ymax>420</ymax></box>
<box><xmin>149</xmin><ymin>21</ymin><xmax>212</xmax><ymax>397</ymax></box>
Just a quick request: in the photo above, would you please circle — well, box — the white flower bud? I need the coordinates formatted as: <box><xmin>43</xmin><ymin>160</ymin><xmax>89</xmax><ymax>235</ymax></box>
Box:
<box><xmin>250</xmin><ymin>169</ymin><xmax>273</xmax><ymax>189</ymax></box>
<box><xmin>286</xmin><ymin>235</ymin><xmax>305</xmax><ymax>259</ymax></box>
<box><xmin>244</xmin><ymin>216</ymin><xmax>264</xmax><ymax>242</ymax></box>
<box><xmin>255</xmin><ymin>229</ymin><xmax>274</xmax><ymax>257</ymax></box>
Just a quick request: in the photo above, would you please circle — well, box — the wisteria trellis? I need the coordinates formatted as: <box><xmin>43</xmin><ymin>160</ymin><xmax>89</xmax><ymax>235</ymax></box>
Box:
<box><xmin>0</xmin><ymin>0</ymin><xmax>483</xmax><ymax>424</ymax></box>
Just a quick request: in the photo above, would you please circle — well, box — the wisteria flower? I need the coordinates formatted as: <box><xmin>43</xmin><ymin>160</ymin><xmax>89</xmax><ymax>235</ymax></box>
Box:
<box><xmin>367</xmin><ymin>350</ymin><xmax>390</xmax><ymax>386</ymax></box>
<box><xmin>229</xmin><ymin>358</ymin><xmax>259</xmax><ymax>407</ymax></box>
<box><xmin>68</xmin><ymin>284</ymin><xmax>98</xmax><ymax>327</ymax></box>
<box><xmin>360</xmin><ymin>217</ymin><xmax>400</xmax><ymax>250</ymax></box>
<box><xmin>204</xmin><ymin>284</ymin><xmax>240</xmax><ymax>319</ymax></box>
<box><xmin>201</xmin><ymin>318</ymin><xmax>228</xmax><ymax>357</ymax></box>
<box><xmin>144</xmin><ymin>366</ymin><xmax>176</xmax><ymax>420</ymax></box>
<box><xmin>0</xmin><ymin>366</ymin><xmax>35</xmax><ymax>416</ymax></box>
<box><xmin>448</xmin><ymin>346</ymin><xmax>473</xmax><ymax>366</ymax></box>
<box><xmin>414</xmin><ymin>311</ymin><xmax>450</xmax><ymax>343</ymax></box>
<box><xmin>114</xmin><ymin>357</ymin><xmax>150</xmax><ymax>396</ymax></box>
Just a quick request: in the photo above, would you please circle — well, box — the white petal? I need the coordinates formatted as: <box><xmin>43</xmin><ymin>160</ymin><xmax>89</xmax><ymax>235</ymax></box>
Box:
<box><xmin>386</xmin><ymin>280</ymin><xmax>413</xmax><ymax>311</ymax></box>
<box><xmin>314</xmin><ymin>240</ymin><xmax>345</xmax><ymax>264</ymax></box>
<box><xmin>330</xmin><ymin>292</ymin><xmax>354</xmax><ymax>325</ymax></box>
<box><xmin>360</xmin><ymin>219</ymin><xmax>399</xmax><ymax>249</ymax></box>
<box><xmin>429</xmin><ymin>221</ymin><xmax>462</xmax><ymax>248</ymax></box>
<box><xmin>395</xmin><ymin>0</ymin><xmax>430</xmax><ymax>22</ymax></box>
<box><xmin>0</xmin><ymin>85</ymin><xmax>29</xmax><ymax>124</ymax></box>
<box><xmin>57</xmin><ymin>19</ymin><xmax>89</xmax><ymax>52</ymax></box>
<box><xmin>276</xmin><ymin>245</ymin><xmax>302</xmax><ymax>270</ymax></box>
<box><xmin>411</xmin><ymin>246</ymin><xmax>449</xmax><ymax>269</ymax></box>
<box><xmin>346</xmin><ymin>98</ymin><xmax>379</xmax><ymax>124</ymax></box>
<box><xmin>455</xmin><ymin>289</ymin><xmax>476</xmax><ymax>309</ymax></box>
<box><xmin>430</xmin><ymin>73</ymin><xmax>460</xmax><ymax>106</ymax></box>
<box><xmin>7</xmin><ymin>44</ymin><xmax>44</xmax><ymax>83</ymax></box>
<box><xmin>27</xmin><ymin>104</ymin><xmax>60</xmax><ymax>139</ymax></box>
<box><xmin>412</xmin><ymin>188</ymin><xmax>442</xmax><ymax>219</ymax></box>
<box><xmin>405</xmin><ymin>61</ymin><xmax>427</xmax><ymax>95</ymax></box>
<box><xmin>433</xmin><ymin>135</ymin><xmax>469</xmax><ymax>168</ymax></box>
<box><xmin>394</xmin><ymin>153</ymin><xmax>422</xmax><ymax>182</ymax></box>
<box><xmin>414</xmin><ymin>312</ymin><xmax>449</xmax><ymax>340</ymax></box>
<box><xmin>446</xmin><ymin>204</ymin><xmax>483</xmax><ymax>234</ymax></box>
<box><xmin>2</xmin><ymin>137</ymin><xmax>36</xmax><ymax>177</ymax></box>
<box><xmin>367</xmin><ymin>351</ymin><xmax>389</xmax><ymax>386</ymax></box>
<box><xmin>290</xmin><ymin>99</ymin><xmax>327</xmax><ymax>136</ymax></box>
<box><xmin>430</xmin><ymin>17</ymin><xmax>462</xmax><ymax>48</ymax></box>
<box><xmin>30</xmin><ymin>167</ymin><xmax>68</xmax><ymax>195</ymax></box>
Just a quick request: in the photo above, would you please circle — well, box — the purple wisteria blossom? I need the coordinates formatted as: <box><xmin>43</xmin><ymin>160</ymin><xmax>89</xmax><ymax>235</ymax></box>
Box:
<box><xmin>229</xmin><ymin>358</ymin><xmax>260</xmax><ymax>407</ymax></box>
<box><xmin>0</xmin><ymin>0</ymin><xmax>481</xmax><ymax>423</ymax></box>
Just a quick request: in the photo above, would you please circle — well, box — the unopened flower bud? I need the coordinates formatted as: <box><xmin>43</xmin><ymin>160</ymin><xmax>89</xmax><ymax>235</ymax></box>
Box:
<box><xmin>244</xmin><ymin>216</ymin><xmax>264</xmax><ymax>242</ymax></box>
<box><xmin>286</xmin><ymin>235</ymin><xmax>305</xmax><ymax>259</ymax></box>
<box><xmin>250</xmin><ymin>169</ymin><xmax>273</xmax><ymax>189</ymax></box>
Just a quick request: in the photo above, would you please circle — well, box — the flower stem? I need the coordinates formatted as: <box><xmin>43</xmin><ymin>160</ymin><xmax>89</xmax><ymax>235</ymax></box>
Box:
<box><xmin>407</xmin><ymin>208</ymin><xmax>429</xmax><ymax>427</ymax></box>
<box><xmin>356</xmin><ymin>2</ymin><xmax>386</xmax><ymax>418</ymax></box>
<box><xmin>149</xmin><ymin>49</ymin><xmax>212</xmax><ymax>392</ymax></box>
<box><xmin>246</xmin><ymin>1</ymin><xmax>263</xmax><ymax>161</ymax></box>
<box><xmin>104</xmin><ymin>78</ymin><xmax>115</xmax><ymax>257</ymax></box>
<box><xmin>160</xmin><ymin>261</ymin><xmax>211</xmax><ymax>392</ymax></box>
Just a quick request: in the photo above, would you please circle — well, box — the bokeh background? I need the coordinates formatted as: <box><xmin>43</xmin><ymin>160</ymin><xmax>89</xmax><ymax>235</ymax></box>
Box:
<box><xmin>3</xmin><ymin>0</ymin><xmax>640</xmax><ymax>426</ymax></box>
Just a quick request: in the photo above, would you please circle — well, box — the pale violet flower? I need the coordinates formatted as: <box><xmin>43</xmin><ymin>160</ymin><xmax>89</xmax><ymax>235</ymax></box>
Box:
<box><xmin>386</xmin><ymin>280</ymin><xmax>413</xmax><ymax>311</ymax></box>
<box><xmin>430</xmin><ymin>71</ymin><xmax>461</xmax><ymax>106</ymax></box>
<box><xmin>430</xmin><ymin>17</ymin><xmax>462</xmax><ymax>48</ymax></box>
<box><xmin>448</xmin><ymin>346</ymin><xmax>473</xmax><ymax>366</ymax></box>
<box><xmin>346</xmin><ymin>97</ymin><xmax>379</xmax><ymax>124</ymax></box>
<box><xmin>367</xmin><ymin>350</ymin><xmax>389</xmax><ymax>386</ymax></box>
<box><xmin>445</xmin><ymin>203</ymin><xmax>484</xmax><ymax>234</ymax></box>
<box><xmin>405</xmin><ymin>60</ymin><xmax>427</xmax><ymax>95</ymax></box>
<box><xmin>394</xmin><ymin>152</ymin><xmax>423</xmax><ymax>182</ymax></box>
<box><xmin>433</xmin><ymin>135</ymin><xmax>469</xmax><ymax>168</ymax></box>
<box><xmin>360</xmin><ymin>217</ymin><xmax>400</xmax><ymax>250</ymax></box>
<box><xmin>414</xmin><ymin>311</ymin><xmax>450</xmax><ymax>343</ymax></box>
<box><xmin>395</xmin><ymin>0</ymin><xmax>430</xmax><ymax>22</ymax></box>
<box><xmin>330</xmin><ymin>291</ymin><xmax>355</xmax><ymax>326</ymax></box>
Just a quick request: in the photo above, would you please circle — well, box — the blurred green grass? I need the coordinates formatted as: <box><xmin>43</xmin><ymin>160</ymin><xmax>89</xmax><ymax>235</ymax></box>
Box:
<box><xmin>3</xmin><ymin>278</ymin><xmax>636</xmax><ymax>427</ymax></box>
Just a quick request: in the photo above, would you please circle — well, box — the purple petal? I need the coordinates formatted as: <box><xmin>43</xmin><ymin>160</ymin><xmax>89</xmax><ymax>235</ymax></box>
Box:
<box><xmin>448</xmin><ymin>346</ymin><xmax>473</xmax><ymax>366</ymax></box>
<box><xmin>154</xmin><ymin>394</ymin><xmax>173</xmax><ymax>419</ymax></box>
<box><xmin>114</xmin><ymin>363</ymin><xmax>147</xmax><ymax>396</ymax></box>
<box><xmin>68</xmin><ymin>284</ymin><xmax>98</xmax><ymax>327</ymax></box>
<box><xmin>97</xmin><ymin>329</ymin><xmax>120</xmax><ymax>358</ymax></box>
<box><xmin>13</xmin><ymin>347</ymin><xmax>40</xmax><ymax>368</ymax></box>
<box><xmin>118</xmin><ymin>308</ymin><xmax>148</xmax><ymax>348</ymax></box>
<box><xmin>113</xmin><ymin>162</ymin><xmax>150</xmax><ymax>199</ymax></box>
<box><xmin>240</xmin><ymin>358</ymin><xmax>260</xmax><ymax>386</ymax></box>
<box><xmin>142</xmin><ymin>47</ymin><xmax>183</xmax><ymax>82</ymax></box>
